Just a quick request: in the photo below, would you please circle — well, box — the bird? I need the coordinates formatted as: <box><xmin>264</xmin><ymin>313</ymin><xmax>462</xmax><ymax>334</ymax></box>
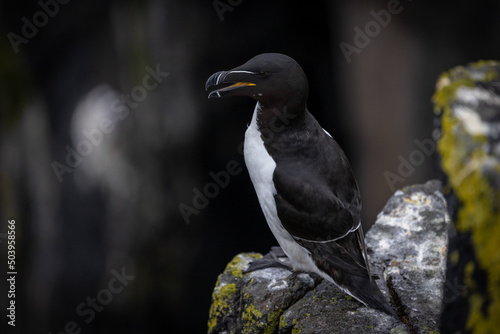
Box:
<box><xmin>205</xmin><ymin>53</ymin><xmax>396</xmax><ymax>317</ymax></box>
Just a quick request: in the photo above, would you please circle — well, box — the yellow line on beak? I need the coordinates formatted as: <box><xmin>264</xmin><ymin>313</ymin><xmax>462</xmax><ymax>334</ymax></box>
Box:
<box><xmin>227</xmin><ymin>82</ymin><xmax>256</xmax><ymax>88</ymax></box>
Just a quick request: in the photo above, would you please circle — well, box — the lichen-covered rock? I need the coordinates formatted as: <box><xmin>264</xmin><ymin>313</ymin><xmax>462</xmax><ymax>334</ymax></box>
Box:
<box><xmin>433</xmin><ymin>60</ymin><xmax>500</xmax><ymax>334</ymax></box>
<box><xmin>207</xmin><ymin>252</ymin><xmax>321</xmax><ymax>334</ymax></box>
<box><xmin>207</xmin><ymin>181</ymin><xmax>449</xmax><ymax>334</ymax></box>
<box><xmin>366</xmin><ymin>180</ymin><xmax>449</xmax><ymax>333</ymax></box>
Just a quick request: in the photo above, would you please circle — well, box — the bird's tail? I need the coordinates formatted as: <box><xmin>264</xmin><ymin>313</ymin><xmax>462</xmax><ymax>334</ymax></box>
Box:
<box><xmin>299</xmin><ymin>235</ymin><xmax>396</xmax><ymax>317</ymax></box>
<box><xmin>340</xmin><ymin>274</ymin><xmax>396</xmax><ymax>317</ymax></box>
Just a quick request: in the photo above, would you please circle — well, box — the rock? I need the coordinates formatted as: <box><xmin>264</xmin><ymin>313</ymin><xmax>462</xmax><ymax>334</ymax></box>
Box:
<box><xmin>207</xmin><ymin>181</ymin><xmax>450</xmax><ymax>334</ymax></box>
<box><xmin>366</xmin><ymin>181</ymin><xmax>449</xmax><ymax>334</ymax></box>
<box><xmin>432</xmin><ymin>60</ymin><xmax>500</xmax><ymax>333</ymax></box>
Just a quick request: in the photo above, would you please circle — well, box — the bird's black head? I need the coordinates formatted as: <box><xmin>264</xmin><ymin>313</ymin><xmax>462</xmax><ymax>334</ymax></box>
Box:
<box><xmin>205</xmin><ymin>53</ymin><xmax>309</xmax><ymax>110</ymax></box>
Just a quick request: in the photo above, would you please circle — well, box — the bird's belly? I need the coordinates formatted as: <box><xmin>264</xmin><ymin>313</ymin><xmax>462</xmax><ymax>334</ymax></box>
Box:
<box><xmin>243</xmin><ymin>104</ymin><xmax>318</xmax><ymax>273</ymax></box>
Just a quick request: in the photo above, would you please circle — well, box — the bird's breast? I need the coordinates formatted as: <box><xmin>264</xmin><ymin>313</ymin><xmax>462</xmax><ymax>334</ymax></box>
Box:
<box><xmin>243</xmin><ymin>103</ymin><xmax>319</xmax><ymax>273</ymax></box>
<box><xmin>244</xmin><ymin>103</ymin><xmax>278</xmax><ymax>217</ymax></box>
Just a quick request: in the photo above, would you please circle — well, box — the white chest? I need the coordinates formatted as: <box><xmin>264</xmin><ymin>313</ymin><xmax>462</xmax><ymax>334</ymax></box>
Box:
<box><xmin>243</xmin><ymin>103</ymin><xmax>317</xmax><ymax>272</ymax></box>
<box><xmin>243</xmin><ymin>104</ymin><xmax>278</xmax><ymax>225</ymax></box>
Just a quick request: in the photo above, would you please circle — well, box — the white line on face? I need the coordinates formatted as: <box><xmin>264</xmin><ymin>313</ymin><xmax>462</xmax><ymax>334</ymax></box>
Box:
<box><xmin>228</xmin><ymin>70</ymin><xmax>256</xmax><ymax>75</ymax></box>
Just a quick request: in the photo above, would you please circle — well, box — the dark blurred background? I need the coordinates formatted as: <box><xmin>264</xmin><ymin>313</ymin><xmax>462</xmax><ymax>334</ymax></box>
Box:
<box><xmin>0</xmin><ymin>0</ymin><xmax>499</xmax><ymax>333</ymax></box>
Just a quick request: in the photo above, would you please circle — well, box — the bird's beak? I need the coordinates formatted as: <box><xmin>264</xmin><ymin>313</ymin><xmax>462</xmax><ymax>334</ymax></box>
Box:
<box><xmin>205</xmin><ymin>70</ymin><xmax>256</xmax><ymax>99</ymax></box>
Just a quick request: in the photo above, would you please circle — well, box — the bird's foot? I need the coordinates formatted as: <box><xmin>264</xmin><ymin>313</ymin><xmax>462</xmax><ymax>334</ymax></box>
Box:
<box><xmin>244</xmin><ymin>246</ymin><xmax>293</xmax><ymax>273</ymax></box>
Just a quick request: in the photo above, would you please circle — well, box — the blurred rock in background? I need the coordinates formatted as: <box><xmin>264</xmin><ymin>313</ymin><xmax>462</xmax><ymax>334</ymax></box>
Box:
<box><xmin>433</xmin><ymin>61</ymin><xmax>500</xmax><ymax>334</ymax></box>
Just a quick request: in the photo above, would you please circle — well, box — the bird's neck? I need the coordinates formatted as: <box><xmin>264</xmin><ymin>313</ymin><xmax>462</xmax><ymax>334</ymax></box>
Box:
<box><xmin>255</xmin><ymin>98</ymin><xmax>307</xmax><ymax>133</ymax></box>
<box><xmin>254</xmin><ymin>101</ymin><xmax>322</xmax><ymax>161</ymax></box>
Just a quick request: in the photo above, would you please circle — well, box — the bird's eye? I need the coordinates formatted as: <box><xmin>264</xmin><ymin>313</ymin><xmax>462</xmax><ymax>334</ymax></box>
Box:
<box><xmin>258</xmin><ymin>71</ymin><xmax>267</xmax><ymax>78</ymax></box>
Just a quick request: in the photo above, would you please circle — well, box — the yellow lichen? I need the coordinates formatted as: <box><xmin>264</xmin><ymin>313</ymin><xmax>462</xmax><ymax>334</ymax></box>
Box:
<box><xmin>224</xmin><ymin>253</ymin><xmax>263</xmax><ymax>278</ymax></box>
<box><xmin>207</xmin><ymin>282</ymin><xmax>237</xmax><ymax>332</ymax></box>
<box><xmin>434</xmin><ymin>60</ymin><xmax>500</xmax><ymax>334</ymax></box>
<box><xmin>264</xmin><ymin>309</ymin><xmax>283</xmax><ymax>334</ymax></box>
<box><xmin>279</xmin><ymin>314</ymin><xmax>287</xmax><ymax>328</ymax></box>
<box><xmin>291</xmin><ymin>319</ymin><xmax>302</xmax><ymax>334</ymax></box>
<box><xmin>243</xmin><ymin>303</ymin><xmax>263</xmax><ymax>321</ymax></box>
<box><xmin>242</xmin><ymin>304</ymin><xmax>264</xmax><ymax>334</ymax></box>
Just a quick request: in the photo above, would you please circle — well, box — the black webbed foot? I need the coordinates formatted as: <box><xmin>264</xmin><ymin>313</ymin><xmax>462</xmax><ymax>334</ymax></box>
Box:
<box><xmin>244</xmin><ymin>246</ymin><xmax>293</xmax><ymax>273</ymax></box>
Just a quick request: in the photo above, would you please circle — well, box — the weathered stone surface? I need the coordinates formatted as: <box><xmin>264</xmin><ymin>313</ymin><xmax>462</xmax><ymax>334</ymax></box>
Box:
<box><xmin>433</xmin><ymin>60</ymin><xmax>500</xmax><ymax>333</ymax></box>
<box><xmin>366</xmin><ymin>180</ymin><xmax>449</xmax><ymax>333</ymax></box>
<box><xmin>208</xmin><ymin>181</ymin><xmax>449</xmax><ymax>334</ymax></box>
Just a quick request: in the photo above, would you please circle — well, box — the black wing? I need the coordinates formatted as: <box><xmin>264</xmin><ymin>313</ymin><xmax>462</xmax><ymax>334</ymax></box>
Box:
<box><xmin>272</xmin><ymin>127</ymin><xmax>361</xmax><ymax>242</ymax></box>
<box><xmin>270</xmin><ymin>111</ymin><xmax>367</xmax><ymax>276</ymax></box>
